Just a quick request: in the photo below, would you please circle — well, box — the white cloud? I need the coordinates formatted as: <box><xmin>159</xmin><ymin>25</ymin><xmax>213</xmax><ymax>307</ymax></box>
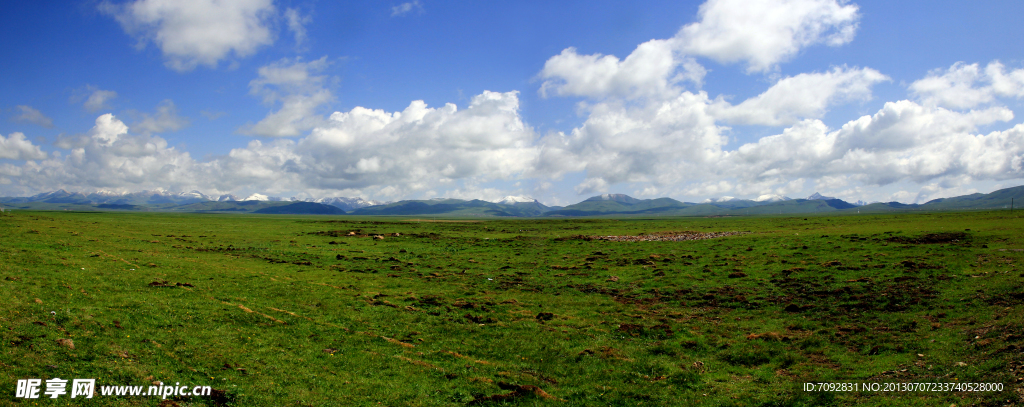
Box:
<box><xmin>0</xmin><ymin>132</ymin><xmax>48</xmax><ymax>160</ymax></box>
<box><xmin>13</xmin><ymin>105</ymin><xmax>54</xmax><ymax>128</ymax></box>
<box><xmin>536</xmin><ymin>91</ymin><xmax>728</xmax><ymax>193</ymax></box>
<box><xmin>539</xmin><ymin>40</ymin><xmax>705</xmax><ymax>99</ymax></box>
<box><xmin>910</xmin><ymin>61</ymin><xmax>1024</xmax><ymax>109</ymax></box>
<box><xmin>391</xmin><ymin>1</ymin><xmax>422</xmax><ymax>17</ymax></box>
<box><xmin>4</xmin><ymin>114</ymin><xmax>198</xmax><ymax>194</ymax></box>
<box><xmin>677</xmin><ymin>0</ymin><xmax>859</xmax><ymax>73</ymax></box>
<box><xmin>292</xmin><ymin>90</ymin><xmax>537</xmax><ymax>194</ymax></box>
<box><xmin>535</xmin><ymin>70</ymin><xmax>1022</xmax><ymax>201</ymax></box>
<box><xmin>89</xmin><ymin>113</ymin><xmax>130</xmax><ymax>146</ymax></box>
<box><xmin>1</xmin><ymin>91</ymin><xmax>541</xmax><ymax>199</ymax></box>
<box><xmin>240</xmin><ymin>57</ymin><xmax>333</xmax><ymax>137</ymax></box>
<box><xmin>81</xmin><ymin>86</ymin><xmax>118</xmax><ymax>112</ymax></box>
<box><xmin>710</xmin><ymin>66</ymin><xmax>889</xmax><ymax>126</ymax></box>
<box><xmin>537</xmin><ymin>0</ymin><xmax>861</xmax><ymax>102</ymax></box>
<box><xmin>101</xmin><ymin>0</ymin><xmax>277</xmax><ymax>71</ymax></box>
<box><xmin>725</xmin><ymin>100</ymin><xmax>1021</xmax><ymax>188</ymax></box>
<box><xmin>130</xmin><ymin>100</ymin><xmax>190</xmax><ymax>135</ymax></box>
<box><xmin>284</xmin><ymin>8</ymin><xmax>310</xmax><ymax>48</ymax></box>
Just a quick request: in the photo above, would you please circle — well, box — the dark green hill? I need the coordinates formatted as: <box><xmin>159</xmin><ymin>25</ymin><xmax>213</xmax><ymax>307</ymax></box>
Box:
<box><xmin>546</xmin><ymin>194</ymin><xmax>689</xmax><ymax>216</ymax></box>
<box><xmin>253</xmin><ymin>202</ymin><xmax>346</xmax><ymax>215</ymax></box>
<box><xmin>349</xmin><ymin>198</ymin><xmax>555</xmax><ymax>217</ymax></box>
<box><xmin>174</xmin><ymin>201</ymin><xmax>290</xmax><ymax>213</ymax></box>
<box><xmin>919</xmin><ymin>185</ymin><xmax>1024</xmax><ymax>210</ymax></box>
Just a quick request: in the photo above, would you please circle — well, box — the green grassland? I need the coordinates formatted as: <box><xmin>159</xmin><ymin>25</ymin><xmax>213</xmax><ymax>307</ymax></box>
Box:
<box><xmin>1</xmin><ymin>210</ymin><xmax>1022</xmax><ymax>406</ymax></box>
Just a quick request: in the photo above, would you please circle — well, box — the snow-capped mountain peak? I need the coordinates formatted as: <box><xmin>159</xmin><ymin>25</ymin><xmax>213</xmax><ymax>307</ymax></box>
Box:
<box><xmin>311</xmin><ymin>196</ymin><xmax>383</xmax><ymax>211</ymax></box>
<box><xmin>754</xmin><ymin>194</ymin><xmax>790</xmax><ymax>202</ymax></box>
<box><xmin>807</xmin><ymin>192</ymin><xmax>836</xmax><ymax>200</ymax></box>
<box><xmin>495</xmin><ymin>195</ymin><xmax>537</xmax><ymax>204</ymax></box>
<box><xmin>243</xmin><ymin>193</ymin><xmax>269</xmax><ymax>201</ymax></box>
<box><xmin>702</xmin><ymin>196</ymin><xmax>736</xmax><ymax>203</ymax></box>
<box><xmin>177</xmin><ymin>190</ymin><xmax>210</xmax><ymax>200</ymax></box>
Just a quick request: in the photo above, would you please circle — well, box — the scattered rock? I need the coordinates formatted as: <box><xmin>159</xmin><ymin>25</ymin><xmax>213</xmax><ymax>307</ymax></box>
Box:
<box><xmin>606</xmin><ymin>276</ymin><xmax>619</xmax><ymax>282</ymax></box>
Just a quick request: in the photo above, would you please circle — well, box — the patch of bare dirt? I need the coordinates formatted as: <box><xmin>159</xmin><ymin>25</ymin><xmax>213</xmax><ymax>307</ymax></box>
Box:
<box><xmin>588</xmin><ymin>231</ymin><xmax>745</xmax><ymax>242</ymax></box>
<box><xmin>886</xmin><ymin>232</ymin><xmax>969</xmax><ymax>244</ymax></box>
<box><xmin>467</xmin><ymin>382</ymin><xmax>561</xmax><ymax>405</ymax></box>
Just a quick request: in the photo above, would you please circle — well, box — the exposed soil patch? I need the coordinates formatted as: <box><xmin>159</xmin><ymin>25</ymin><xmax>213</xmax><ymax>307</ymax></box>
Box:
<box><xmin>467</xmin><ymin>382</ymin><xmax>561</xmax><ymax>405</ymax></box>
<box><xmin>589</xmin><ymin>231</ymin><xmax>745</xmax><ymax>242</ymax></box>
<box><xmin>886</xmin><ymin>232</ymin><xmax>969</xmax><ymax>244</ymax></box>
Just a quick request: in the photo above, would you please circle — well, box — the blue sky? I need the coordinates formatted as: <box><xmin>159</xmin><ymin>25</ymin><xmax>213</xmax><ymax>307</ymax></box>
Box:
<box><xmin>2</xmin><ymin>0</ymin><xmax>1024</xmax><ymax>205</ymax></box>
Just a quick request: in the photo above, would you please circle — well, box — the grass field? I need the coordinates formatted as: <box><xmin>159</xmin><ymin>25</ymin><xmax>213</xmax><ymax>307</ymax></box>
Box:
<box><xmin>1</xmin><ymin>210</ymin><xmax>1022</xmax><ymax>406</ymax></box>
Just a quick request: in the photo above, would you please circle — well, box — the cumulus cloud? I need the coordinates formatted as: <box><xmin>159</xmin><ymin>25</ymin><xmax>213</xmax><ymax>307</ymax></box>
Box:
<box><xmin>0</xmin><ymin>132</ymin><xmax>48</xmax><ymax>160</ymax></box>
<box><xmin>13</xmin><ymin>105</ymin><xmax>54</xmax><ymax>128</ymax></box>
<box><xmin>910</xmin><ymin>61</ymin><xmax>1024</xmax><ymax>109</ymax></box>
<box><xmin>1</xmin><ymin>91</ymin><xmax>540</xmax><ymax>199</ymax></box>
<box><xmin>677</xmin><ymin>0</ymin><xmax>859</xmax><ymax>73</ymax></box>
<box><xmin>290</xmin><ymin>90</ymin><xmax>537</xmax><ymax>196</ymax></box>
<box><xmin>538</xmin><ymin>0</ymin><xmax>862</xmax><ymax>102</ymax></box>
<box><xmin>536</xmin><ymin>91</ymin><xmax>728</xmax><ymax>194</ymax></box>
<box><xmin>535</xmin><ymin>71</ymin><xmax>1021</xmax><ymax>200</ymax></box>
<box><xmin>11</xmin><ymin>114</ymin><xmax>198</xmax><ymax>192</ymax></box>
<box><xmin>391</xmin><ymin>1</ymin><xmax>422</xmax><ymax>17</ymax></box>
<box><xmin>710</xmin><ymin>66</ymin><xmax>889</xmax><ymax>126</ymax></box>
<box><xmin>129</xmin><ymin>100</ymin><xmax>190</xmax><ymax>135</ymax></box>
<box><xmin>725</xmin><ymin>100</ymin><xmax>1021</xmax><ymax>188</ymax></box>
<box><xmin>240</xmin><ymin>57</ymin><xmax>333</xmax><ymax>137</ymax></box>
<box><xmin>539</xmin><ymin>41</ymin><xmax>705</xmax><ymax>99</ymax></box>
<box><xmin>101</xmin><ymin>0</ymin><xmax>277</xmax><ymax>71</ymax></box>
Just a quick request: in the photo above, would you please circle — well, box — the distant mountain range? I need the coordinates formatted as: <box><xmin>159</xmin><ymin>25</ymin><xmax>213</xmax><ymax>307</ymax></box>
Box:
<box><xmin>0</xmin><ymin>189</ymin><xmax>384</xmax><ymax>212</ymax></box>
<box><xmin>1</xmin><ymin>186</ymin><xmax>1022</xmax><ymax>216</ymax></box>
